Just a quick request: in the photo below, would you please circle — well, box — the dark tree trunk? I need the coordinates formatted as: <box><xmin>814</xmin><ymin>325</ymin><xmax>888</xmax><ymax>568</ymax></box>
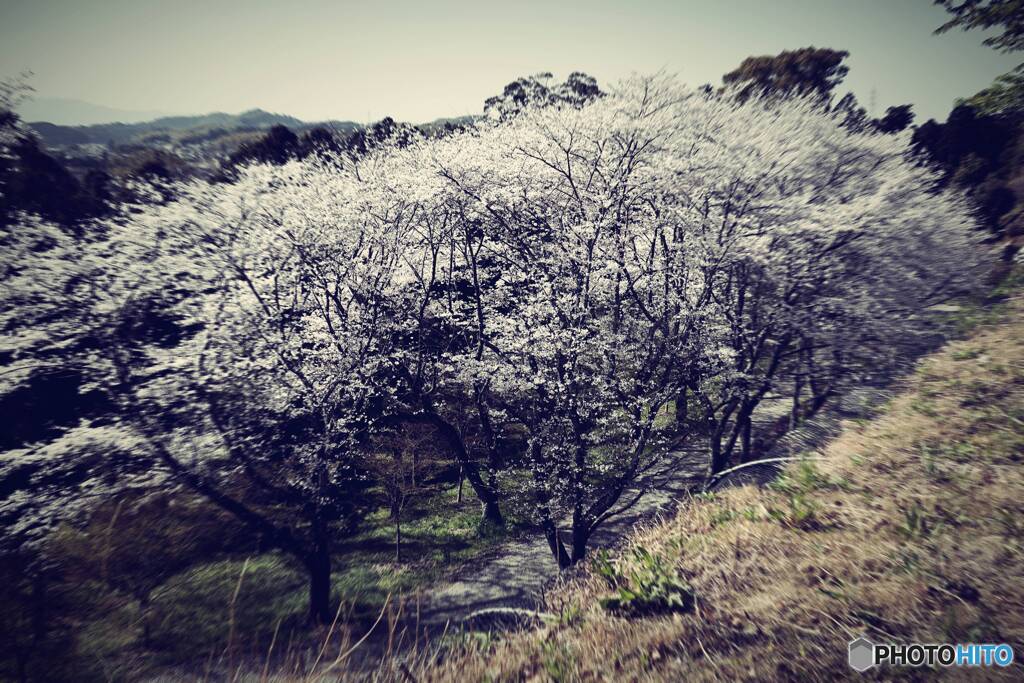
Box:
<box><xmin>396</xmin><ymin>410</ymin><xmax>504</xmax><ymax>530</ymax></box>
<box><xmin>740</xmin><ymin>414</ymin><xmax>752</xmax><ymax>462</ymax></box>
<box><xmin>390</xmin><ymin>448</ymin><xmax>403</xmax><ymax>521</ymax></box>
<box><xmin>722</xmin><ymin>402</ymin><xmax>753</xmax><ymax>466</ymax></box>
<box><xmin>806</xmin><ymin>348</ymin><xmax>835</xmax><ymax>415</ymax></box>
<box><xmin>570</xmin><ymin>523</ymin><xmax>590</xmax><ymax>564</ymax></box>
<box><xmin>675</xmin><ymin>385</ymin><xmax>688</xmax><ymax>430</ymax></box>
<box><xmin>541</xmin><ymin>515</ymin><xmax>571</xmax><ymax>569</ymax></box>
<box><xmin>306</xmin><ymin>545</ymin><xmax>332</xmax><ymax>625</ymax></box>
<box><xmin>791</xmin><ymin>374</ymin><xmax>804</xmax><ymax>429</ymax></box>
<box><xmin>395</xmin><ymin>514</ymin><xmax>401</xmax><ymax>563</ymax></box>
<box><xmin>709</xmin><ymin>428</ymin><xmax>726</xmax><ymax>477</ymax></box>
<box><xmin>689</xmin><ymin>381</ymin><xmax>715</xmax><ymax>435</ymax></box>
<box><xmin>530</xmin><ymin>440</ymin><xmax>570</xmax><ymax>568</ymax></box>
<box><xmin>475</xmin><ymin>390</ymin><xmax>504</xmax><ymax>482</ymax></box>
<box><xmin>707</xmin><ymin>400</ymin><xmax>738</xmax><ymax>477</ymax></box>
<box><xmin>811</xmin><ymin>387</ymin><xmax>832</xmax><ymax>412</ymax></box>
<box><xmin>704</xmin><ymin>407</ymin><xmax>717</xmax><ymax>436</ymax></box>
<box><xmin>481</xmin><ymin>497</ymin><xmax>504</xmax><ymax>530</ymax></box>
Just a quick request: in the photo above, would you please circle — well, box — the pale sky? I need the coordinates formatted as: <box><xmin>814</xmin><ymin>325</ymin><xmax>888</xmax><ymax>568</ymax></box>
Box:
<box><xmin>1</xmin><ymin>0</ymin><xmax>1019</xmax><ymax>124</ymax></box>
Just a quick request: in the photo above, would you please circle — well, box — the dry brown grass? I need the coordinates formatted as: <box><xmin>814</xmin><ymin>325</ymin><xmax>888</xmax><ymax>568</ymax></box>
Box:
<box><xmin>395</xmin><ymin>294</ymin><xmax>1024</xmax><ymax>682</ymax></box>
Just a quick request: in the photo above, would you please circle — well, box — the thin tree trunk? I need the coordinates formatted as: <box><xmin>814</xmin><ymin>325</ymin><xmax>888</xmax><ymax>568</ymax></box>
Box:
<box><xmin>709</xmin><ymin>427</ymin><xmax>726</xmax><ymax>477</ymax></box>
<box><xmin>531</xmin><ymin>440</ymin><xmax>570</xmax><ymax>568</ymax></box>
<box><xmin>456</xmin><ymin>466</ymin><xmax>464</xmax><ymax>504</ymax></box>
<box><xmin>541</xmin><ymin>514</ymin><xmax>571</xmax><ymax>569</ymax></box>
<box><xmin>676</xmin><ymin>385</ymin><xmax>688</xmax><ymax>430</ymax></box>
<box><xmin>791</xmin><ymin>374</ymin><xmax>804</xmax><ymax>429</ymax></box>
<box><xmin>707</xmin><ymin>400</ymin><xmax>738</xmax><ymax>477</ymax></box>
<box><xmin>723</xmin><ymin>402</ymin><xmax>753</xmax><ymax>466</ymax></box>
<box><xmin>810</xmin><ymin>384</ymin><xmax>832</xmax><ymax>413</ymax></box>
<box><xmin>480</xmin><ymin>497</ymin><xmax>504</xmax><ymax>531</ymax></box>
<box><xmin>307</xmin><ymin>544</ymin><xmax>332</xmax><ymax>625</ymax></box>
<box><xmin>395</xmin><ymin>513</ymin><xmax>401</xmax><ymax>563</ymax></box>
<box><xmin>740</xmin><ymin>414</ymin><xmax>752</xmax><ymax>462</ymax></box>
<box><xmin>475</xmin><ymin>391</ymin><xmax>503</xmax><ymax>489</ymax></box>
<box><xmin>390</xmin><ymin>449</ymin><xmax>403</xmax><ymax>521</ymax></box>
<box><xmin>402</xmin><ymin>410</ymin><xmax>504</xmax><ymax>530</ymax></box>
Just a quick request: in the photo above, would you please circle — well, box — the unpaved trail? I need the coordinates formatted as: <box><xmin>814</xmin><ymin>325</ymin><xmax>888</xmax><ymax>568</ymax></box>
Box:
<box><xmin>414</xmin><ymin>383</ymin><xmax>898</xmax><ymax>634</ymax></box>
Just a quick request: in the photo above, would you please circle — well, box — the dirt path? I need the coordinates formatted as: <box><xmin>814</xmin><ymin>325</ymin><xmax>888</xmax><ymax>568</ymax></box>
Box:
<box><xmin>413</xmin><ymin>384</ymin><xmax>896</xmax><ymax>635</ymax></box>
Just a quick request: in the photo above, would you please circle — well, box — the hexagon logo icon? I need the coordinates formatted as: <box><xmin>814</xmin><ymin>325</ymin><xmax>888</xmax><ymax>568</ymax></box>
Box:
<box><xmin>848</xmin><ymin>636</ymin><xmax>875</xmax><ymax>672</ymax></box>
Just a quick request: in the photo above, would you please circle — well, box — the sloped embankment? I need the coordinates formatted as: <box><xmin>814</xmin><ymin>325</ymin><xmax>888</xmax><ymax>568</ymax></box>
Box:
<box><xmin>418</xmin><ymin>294</ymin><xmax>1024</xmax><ymax>681</ymax></box>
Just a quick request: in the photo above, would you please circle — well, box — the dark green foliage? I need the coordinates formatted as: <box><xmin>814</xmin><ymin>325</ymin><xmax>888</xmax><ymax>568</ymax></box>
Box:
<box><xmin>227</xmin><ymin>124</ymin><xmax>300</xmax><ymax>166</ymax></box>
<box><xmin>874</xmin><ymin>104</ymin><xmax>915</xmax><ymax>133</ymax></box>
<box><xmin>719</xmin><ymin>47</ymin><xmax>915</xmax><ymax>137</ymax></box>
<box><xmin>301</xmin><ymin>125</ymin><xmax>345</xmax><ymax>157</ymax></box>
<box><xmin>934</xmin><ymin>0</ymin><xmax>1024</xmax><ymax>52</ymax></box>
<box><xmin>593</xmin><ymin>547</ymin><xmax>695</xmax><ymax>616</ymax></box>
<box><xmin>0</xmin><ymin>494</ymin><xmax>259</xmax><ymax>680</ymax></box>
<box><xmin>912</xmin><ymin>104</ymin><xmax>1024</xmax><ymax>239</ymax></box>
<box><xmin>833</xmin><ymin>95</ymin><xmax>916</xmax><ymax>134</ymax></box>
<box><xmin>931</xmin><ymin>0</ymin><xmax>1024</xmax><ymax>246</ymax></box>
<box><xmin>483</xmin><ymin>72</ymin><xmax>602</xmax><ymax>119</ymax></box>
<box><xmin>342</xmin><ymin>116</ymin><xmax>419</xmax><ymax>156</ymax></box>
<box><xmin>224</xmin><ymin>118</ymin><xmax>421</xmax><ymax>172</ymax></box>
<box><xmin>961</xmin><ymin>65</ymin><xmax>1024</xmax><ymax>115</ymax></box>
<box><xmin>721</xmin><ymin>47</ymin><xmax>850</xmax><ymax>102</ymax></box>
<box><xmin>0</xmin><ymin>466</ymin><xmax>534</xmax><ymax>679</ymax></box>
<box><xmin>147</xmin><ymin>555</ymin><xmax>307</xmax><ymax>661</ymax></box>
<box><xmin>0</xmin><ymin>368</ymin><xmax>113</xmax><ymax>452</ymax></box>
<box><xmin>0</xmin><ymin>134</ymin><xmax>112</xmax><ymax>230</ymax></box>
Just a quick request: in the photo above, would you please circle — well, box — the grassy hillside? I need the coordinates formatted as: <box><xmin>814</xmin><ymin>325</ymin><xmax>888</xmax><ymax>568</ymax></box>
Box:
<box><xmin>410</xmin><ymin>284</ymin><xmax>1024</xmax><ymax>682</ymax></box>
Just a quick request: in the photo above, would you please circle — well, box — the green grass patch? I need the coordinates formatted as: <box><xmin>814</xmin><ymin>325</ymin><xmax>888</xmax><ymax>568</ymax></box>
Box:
<box><xmin>149</xmin><ymin>555</ymin><xmax>306</xmax><ymax>661</ymax></box>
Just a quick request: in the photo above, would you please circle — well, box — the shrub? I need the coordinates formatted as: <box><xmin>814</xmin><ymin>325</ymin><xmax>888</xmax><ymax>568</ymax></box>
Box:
<box><xmin>592</xmin><ymin>546</ymin><xmax>694</xmax><ymax>616</ymax></box>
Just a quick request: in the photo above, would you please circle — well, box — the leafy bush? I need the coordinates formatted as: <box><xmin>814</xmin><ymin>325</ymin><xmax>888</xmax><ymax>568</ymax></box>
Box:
<box><xmin>592</xmin><ymin>546</ymin><xmax>694</xmax><ymax>616</ymax></box>
<box><xmin>767</xmin><ymin>492</ymin><xmax>821</xmax><ymax>529</ymax></box>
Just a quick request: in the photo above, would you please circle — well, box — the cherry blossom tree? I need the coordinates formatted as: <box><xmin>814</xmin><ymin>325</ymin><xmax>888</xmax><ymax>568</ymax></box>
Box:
<box><xmin>422</xmin><ymin>76</ymin><xmax>985</xmax><ymax>565</ymax></box>
<box><xmin>423</xmin><ymin>79</ymin><xmax>728</xmax><ymax>566</ymax></box>
<box><xmin>3</xmin><ymin>156</ymin><xmax>420</xmax><ymax>623</ymax></box>
<box><xmin>646</xmin><ymin>89</ymin><xmax>987</xmax><ymax>475</ymax></box>
<box><xmin>109</xmin><ymin>159</ymin><xmax>433</xmax><ymax>623</ymax></box>
<box><xmin>1</xmin><ymin>73</ymin><xmax>987</xmax><ymax>595</ymax></box>
<box><xmin>1</xmin><ymin>214</ymin><xmax>162</xmax><ymax>557</ymax></box>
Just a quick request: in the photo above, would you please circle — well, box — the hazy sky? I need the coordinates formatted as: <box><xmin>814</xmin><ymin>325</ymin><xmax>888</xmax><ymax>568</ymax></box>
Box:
<box><xmin>1</xmin><ymin>0</ymin><xmax>1019</xmax><ymax>124</ymax></box>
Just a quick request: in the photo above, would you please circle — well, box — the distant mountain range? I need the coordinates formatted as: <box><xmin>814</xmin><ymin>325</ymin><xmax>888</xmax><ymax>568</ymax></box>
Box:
<box><xmin>25</xmin><ymin>108</ymin><xmax>363</xmax><ymax>150</ymax></box>
<box><xmin>16</xmin><ymin>95</ymin><xmax>477</xmax><ymax>160</ymax></box>
<box><xmin>16</xmin><ymin>97</ymin><xmax>175</xmax><ymax>126</ymax></box>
